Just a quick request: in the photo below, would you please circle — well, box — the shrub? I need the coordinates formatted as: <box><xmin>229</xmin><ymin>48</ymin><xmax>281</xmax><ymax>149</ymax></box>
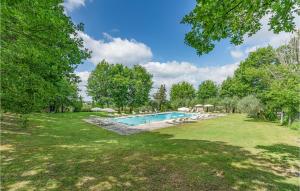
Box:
<box><xmin>220</xmin><ymin>96</ymin><xmax>239</xmax><ymax>113</ymax></box>
<box><xmin>80</xmin><ymin>103</ymin><xmax>92</xmax><ymax>112</ymax></box>
<box><xmin>237</xmin><ymin>95</ymin><xmax>264</xmax><ymax>118</ymax></box>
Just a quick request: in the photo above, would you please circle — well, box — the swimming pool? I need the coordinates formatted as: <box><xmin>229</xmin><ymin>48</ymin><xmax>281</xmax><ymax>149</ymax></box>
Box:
<box><xmin>112</xmin><ymin>112</ymin><xmax>194</xmax><ymax>126</ymax></box>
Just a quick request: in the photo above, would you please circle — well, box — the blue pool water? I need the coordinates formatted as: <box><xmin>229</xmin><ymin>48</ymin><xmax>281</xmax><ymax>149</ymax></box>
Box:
<box><xmin>113</xmin><ymin>112</ymin><xmax>194</xmax><ymax>126</ymax></box>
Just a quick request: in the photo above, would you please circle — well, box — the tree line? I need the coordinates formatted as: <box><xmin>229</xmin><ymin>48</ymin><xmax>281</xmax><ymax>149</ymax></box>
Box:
<box><xmin>87</xmin><ymin>32</ymin><xmax>299</xmax><ymax>126</ymax></box>
<box><xmin>153</xmin><ymin>31</ymin><xmax>300</xmax><ymax>125</ymax></box>
<box><xmin>1</xmin><ymin>0</ymin><xmax>298</xmax><ymax>127</ymax></box>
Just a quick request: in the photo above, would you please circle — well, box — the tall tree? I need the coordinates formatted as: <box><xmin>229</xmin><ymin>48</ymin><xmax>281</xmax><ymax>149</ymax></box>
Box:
<box><xmin>266</xmin><ymin>32</ymin><xmax>300</xmax><ymax>125</ymax></box>
<box><xmin>220</xmin><ymin>47</ymin><xmax>278</xmax><ymax>98</ymax></box>
<box><xmin>108</xmin><ymin>64</ymin><xmax>131</xmax><ymax>112</ymax></box>
<box><xmin>220</xmin><ymin>77</ymin><xmax>247</xmax><ymax>98</ymax></box>
<box><xmin>127</xmin><ymin>65</ymin><xmax>153</xmax><ymax>112</ymax></box>
<box><xmin>170</xmin><ymin>82</ymin><xmax>196</xmax><ymax>107</ymax></box>
<box><xmin>87</xmin><ymin>60</ymin><xmax>113</xmax><ymax>107</ymax></box>
<box><xmin>153</xmin><ymin>84</ymin><xmax>167</xmax><ymax>111</ymax></box>
<box><xmin>264</xmin><ymin>66</ymin><xmax>300</xmax><ymax>125</ymax></box>
<box><xmin>87</xmin><ymin>62</ymin><xmax>152</xmax><ymax>112</ymax></box>
<box><xmin>1</xmin><ymin>0</ymin><xmax>90</xmax><ymax>116</ymax></box>
<box><xmin>197</xmin><ymin>80</ymin><xmax>218</xmax><ymax>103</ymax></box>
<box><xmin>182</xmin><ymin>0</ymin><xmax>299</xmax><ymax>55</ymax></box>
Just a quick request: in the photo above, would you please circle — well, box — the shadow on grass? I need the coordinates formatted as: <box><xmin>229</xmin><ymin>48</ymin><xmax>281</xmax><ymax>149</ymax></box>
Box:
<box><xmin>243</xmin><ymin>117</ymin><xmax>279</xmax><ymax>124</ymax></box>
<box><xmin>2</xmin><ymin>127</ymin><xmax>299</xmax><ymax>191</ymax></box>
<box><xmin>256</xmin><ymin>144</ymin><xmax>299</xmax><ymax>160</ymax></box>
<box><xmin>255</xmin><ymin>144</ymin><xmax>300</xmax><ymax>178</ymax></box>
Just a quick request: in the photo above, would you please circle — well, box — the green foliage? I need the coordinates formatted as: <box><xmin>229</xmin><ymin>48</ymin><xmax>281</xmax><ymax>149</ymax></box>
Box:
<box><xmin>197</xmin><ymin>80</ymin><xmax>218</xmax><ymax>103</ymax></box>
<box><xmin>170</xmin><ymin>82</ymin><xmax>196</xmax><ymax>107</ymax></box>
<box><xmin>153</xmin><ymin>84</ymin><xmax>167</xmax><ymax>111</ymax></box>
<box><xmin>220</xmin><ymin>77</ymin><xmax>246</xmax><ymax>98</ymax></box>
<box><xmin>237</xmin><ymin>95</ymin><xmax>264</xmax><ymax>118</ymax></box>
<box><xmin>206</xmin><ymin>97</ymin><xmax>221</xmax><ymax>106</ymax></box>
<box><xmin>0</xmin><ymin>0</ymin><xmax>90</xmax><ymax>114</ymax></box>
<box><xmin>81</xmin><ymin>103</ymin><xmax>92</xmax><ymax>112</ymax></box>
<box><xmin>182</xmin><ymin>0</ymin><xmax>299</xmax><ymax>55</ymax></box>
<box><xmin>263</xmin><ymin>64</ymin><xmax>300</xmax><ymax>125</ymax></box>
<box><xmin>220</xmin><ymin>33</ymin><xmax>300</xmax><ymax>124</ymax></box>
<box><xmin>221</xmin><ymin>47</ymin><xmax>278</xmax><ymax>98</ymax></box>
<box><xmin>72</xmin><ymin>96</ymin><xmax>83</xmax><ymax>112</ymax></box>
<box><xmin>128</xmin><ymin>65</ymin><xmax>153</xmax><ymax>110</ymax></box>
<box><xmin>87</xmin><ymin>61</ymin><xmax>114</xmax><ymax>107</ymax></box>
<box><xmin>221</xmin><ymin>97</ymin><xmax>239</xmax><ymax>113</ymax></box>
<box><xmin>87</xmin><ymin>60</ymin><xmax>152</xmax><ymax>112</ymax></box>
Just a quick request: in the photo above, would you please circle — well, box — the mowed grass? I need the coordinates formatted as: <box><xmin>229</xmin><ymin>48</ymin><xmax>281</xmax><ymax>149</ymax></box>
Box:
<box><xmin>1</xmin><ymin>112</ymin><xmax>299</xmax><ymax>191</ymax></box>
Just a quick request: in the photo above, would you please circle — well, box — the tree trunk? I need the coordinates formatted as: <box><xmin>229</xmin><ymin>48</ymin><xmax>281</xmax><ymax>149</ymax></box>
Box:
<box><xmin>280</xmin><ymin>111</ymin><xmax>284</xmax><ymax>125</ymax></box>
<box><xmin>288</xmin><ymin>115</ymin><xmax>292</xmax><ymax>126</ymax></box>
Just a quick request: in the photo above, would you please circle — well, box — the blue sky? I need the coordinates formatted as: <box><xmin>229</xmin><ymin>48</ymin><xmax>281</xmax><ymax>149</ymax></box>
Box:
<box><xmin>69</xmin><ymin>0</ymin><xmax>234</xmax><ymax>68</ymax></box>
<box><xmin>64</xmin><ymin>0</ymin><xmax>299</xmax><ymax>100</ymax></box>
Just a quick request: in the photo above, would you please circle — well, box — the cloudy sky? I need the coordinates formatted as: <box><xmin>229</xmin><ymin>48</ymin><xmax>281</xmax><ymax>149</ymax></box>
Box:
<box><xmin>64</xmin><ymin>0</ymin><xmax>299</xmax><ymax>100</ymax></box>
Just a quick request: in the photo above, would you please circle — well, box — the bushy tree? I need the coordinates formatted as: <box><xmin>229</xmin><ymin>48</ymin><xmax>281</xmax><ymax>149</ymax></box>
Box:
<box><xmin>220</xmin><ymin>77</ymin><xmax>246</xmax><ymax>98</ymax></box>
<box><xmin>87</xmin><ymin>61</ymin><xmax>152</xmax><ymax>112</ymax></box>
<box><xmin>237</xmin><ymin>95</ymin><xmax>264</xmax><ymax>118</ymax></box>
<box><xmin>182</xmin><ymin>0</ymin><xmax>299</xmax><ymax>55</ymax></box>
<box><xmin>264</xmin><ymin>64</ymin><xmax>300</xmax><ymax>125</ymax></box>
<box><xmin>0</xmin><ymin>0</ymin><xmax>90</xmax><ymax>118</ymax></box>
<box><xmin>221</xmin><ymin>97</ymin><xmax>239</xmax><ymax>113</ymax></box>
<box><xmin>87</xmin><ymin>61</ymin><xmax>114</xmax><ymax>107</ymax></box>
<box><xmin>234</xmin><ymin>46</ymin><xmax>278</xmax><ymax>97</ymax></box>
<box><xmin>110</xmin><ymin>64</ymin><xmax>131</xmax><ymax>111</ymax></box>
<box><xmin>170</xmin><ymin>82</ymin><xmax>196</xmax><ymax>107</ymax></box>
<box><xmin>197</xmin><ymin>80</ymin><xmax>218</xmax><ymax>103</ymax></box>
<box><xmin>128</xmin><ymin>65</ymin><xmax>153</xmax><ymax>112</ymax></box>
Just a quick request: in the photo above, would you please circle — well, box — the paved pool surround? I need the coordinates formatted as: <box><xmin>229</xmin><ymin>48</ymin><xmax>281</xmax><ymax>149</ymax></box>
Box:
<box><xmin>84</xmin><ymin>112</ymin><xmax>225</xmax><ymax>135</ymax></box>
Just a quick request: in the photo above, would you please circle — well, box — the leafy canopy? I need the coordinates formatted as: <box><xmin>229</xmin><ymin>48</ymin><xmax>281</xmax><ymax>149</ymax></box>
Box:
<box><xmin>220</xmin><ymin>32</ymin><xmax>300</xmax><ymax>124</ymax></box>
<box><xmin>170</xmin><ymin>82</ymin><xmax>196</xmax><ymax>101</ymax></box>
<box><xmin>170</xmin><ymin>82</ymin><xmax>196</xmax><ymax>107</ymax></box>
<box><xmin>87</xmin><ymin>60</ymin><xmax>152</xmax><ymax>111</ymax></box>
<box><xmin>197</xmin><ymin>80</ymin><xmax>218</xmax><ymax>102</ymax></box>
<box><xmin>0</xmin><ymin>0</ymin><xmax>90</xmax><ymax>114</ymax></box>
<box><xmin>182</xmin><ymin>0</ymin><xmax>300</xmax><ymax>55</ymax></box>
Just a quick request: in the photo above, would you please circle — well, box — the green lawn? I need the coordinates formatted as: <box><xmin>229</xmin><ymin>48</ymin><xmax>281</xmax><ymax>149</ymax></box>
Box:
<box><xmin>1</xmin><ymin>113</ymin><xmax>299</xmax><ymax>190</ymax></box>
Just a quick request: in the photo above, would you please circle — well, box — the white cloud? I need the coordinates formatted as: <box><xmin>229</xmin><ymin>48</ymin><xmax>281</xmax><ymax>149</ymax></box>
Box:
<box><xmin>230</xmin><ymin>49</ymin><xmax>244</xmax><ymax>60</ymax></box>
<box><xmin>143</xmin><ymin>61</ymin><xmax>239</xmax><ymax>93</ymax></box>
<box><xmin>63</xmin><ymin>0</ymin><xmax>86</xmax><ymax>12</ymax></box>
<box><xmin>244</xmin><ymin>15</ymin><xmax>300</xmax><ymax>48</ymax></box>
<box><xmin>78</xmin><ymin>31</ymin><xmax>153</xmax><ymax>67</ymax></box>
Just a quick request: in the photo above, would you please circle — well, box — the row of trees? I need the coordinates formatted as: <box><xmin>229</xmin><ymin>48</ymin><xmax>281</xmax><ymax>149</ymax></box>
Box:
<box><xmin>1</xmin><ymin>0</ymin><xmax>89</xmax><ymax>124</ymax></box>
<box><xmin>87</xmin><ymin>60</ymin><xmax>153</xmax><ymax>113</ymax></box>
<box><xmin>152</xmin><ymin>80</ymin><xmax>218</xmax><ymax>111</ymax></box>
<box><xmin>152</xmin><ymin>31</ymin><xmax>299</xmax><ymax>125</ymax></box>
<box><xmin>220</xmin><ymin>32</ymin><xmax>299</xmax><ymax>125</ymax></box>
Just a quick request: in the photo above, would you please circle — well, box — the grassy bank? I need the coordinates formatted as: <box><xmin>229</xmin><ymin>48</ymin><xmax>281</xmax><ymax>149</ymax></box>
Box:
<box><xmin>1</xmin><ymin>112</ymin><xmax>299</xmax><ymax>190</ymax></box>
